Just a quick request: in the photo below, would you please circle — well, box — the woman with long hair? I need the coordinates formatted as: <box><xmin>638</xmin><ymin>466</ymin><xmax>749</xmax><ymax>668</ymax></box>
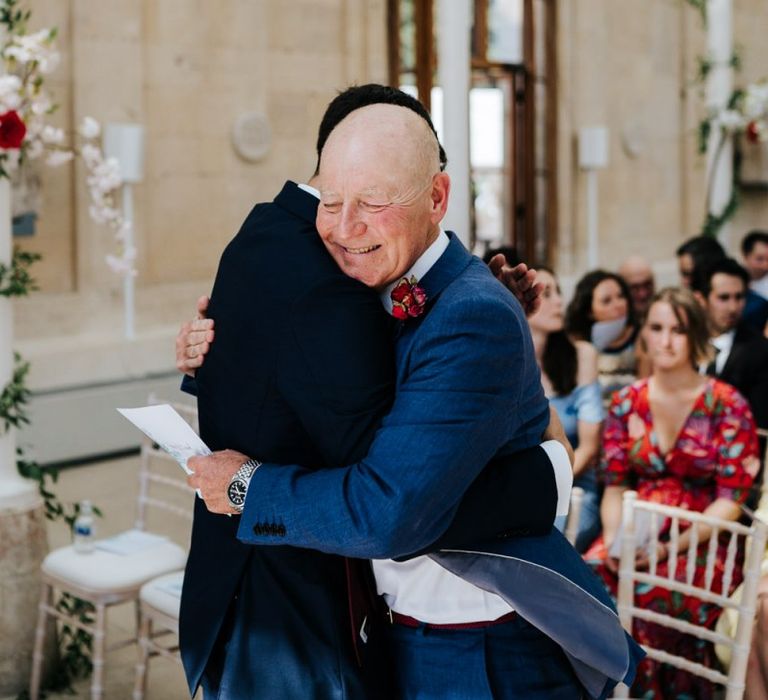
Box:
<box><xmin>585</xmin><ymin>287</ymin><xmax>759</xmax><ymax>698</ymax></box>
<box><xmin>565</xmin><ymin>270</ymin><xmax>648</xmax><ymax>404</ymax></box>
<box><xmin>528</xmin><ymin>268</ymin><xmax>603</xmax><ymax>552</ymax></box>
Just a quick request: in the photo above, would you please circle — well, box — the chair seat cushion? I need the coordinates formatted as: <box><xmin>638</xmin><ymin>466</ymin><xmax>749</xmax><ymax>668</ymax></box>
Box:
<box><xmin>140</xmin><ymin>570</ymin><xmax>184</xmax><ymax>619</ymax></box>
<box><xmin>42</xmin><ymin>531</ymin><xmax>186</xmax><ymax>594</ymax></box>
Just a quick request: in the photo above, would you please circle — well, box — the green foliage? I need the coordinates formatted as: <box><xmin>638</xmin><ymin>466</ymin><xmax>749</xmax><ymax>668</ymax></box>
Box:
<box><xmin>0</xmin><ymin>353</ymin><xmax>30</xmax><ymax>431</ymax></box>
<box><xmin>697</xmin><ymin>119</ymin><xmax>711</xmax><ymax>155</ymax></box>
<box><xmin>701</xmin><ymin>186</ymin><xmax>739</xmax><ymax>239</ymax></box>
<box><xmin>0</xmin><ymin>0</ymin><xmax>30</xmax><ymax>35</ymax></box>
<box><xmin>684</xmin><ymin>0</ymin><xmax>707</xmax><ymax>27</ymax></box>
<box><xmin>0</xmin><ymin>247</ymin><xmax>42</xmax><ymax>297</ymax></box>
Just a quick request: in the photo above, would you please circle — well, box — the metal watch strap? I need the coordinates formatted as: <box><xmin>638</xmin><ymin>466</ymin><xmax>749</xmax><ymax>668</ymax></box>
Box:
<box><xmin>228</xmin><ymin>459</ymin><xmax>262</xmax><ymax>512</ymax></box>
<box><xmin>233</xmin><ymin>459</ymin><xmax>261</xmax><ymax>483</ymax></box>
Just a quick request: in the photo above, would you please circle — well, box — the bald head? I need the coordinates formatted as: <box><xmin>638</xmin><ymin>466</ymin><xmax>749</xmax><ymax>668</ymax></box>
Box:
<box><xmin>321</xmin><ymin>103</ymin><xmax>441</xmax><ymax>192</ymax></box>
<box><xmin>618</xmin><ymin>255</ymin><xmax>655</xmax><ymax>317</ymax></box>
<box><xmin>315</xmin><ymin>103</ymin><xmax>451</xmax><ymax>290</ymax></box>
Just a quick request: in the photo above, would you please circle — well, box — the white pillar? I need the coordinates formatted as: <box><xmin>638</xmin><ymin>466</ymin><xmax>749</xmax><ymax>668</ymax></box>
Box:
<box><xmin>437</xmin><ymin>0</ymin><xmax>472</xmax><ymax>246</ymax></box>
<box><xmin>0</xmin><ymin>177</ymin><xmax>39</xmax><ymax>511</ymax></box>
<box><xmin>705</xmin><ymin>0</ymin><xmax>733</xmax><ymax>248</ymax></box>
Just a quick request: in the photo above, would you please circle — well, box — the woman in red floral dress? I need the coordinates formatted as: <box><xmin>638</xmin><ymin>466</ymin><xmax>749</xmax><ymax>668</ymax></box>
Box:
<box><xmin>585</xmin><ymin>288</ymin><xmax>759</xmax><ymax>698</ymax></box>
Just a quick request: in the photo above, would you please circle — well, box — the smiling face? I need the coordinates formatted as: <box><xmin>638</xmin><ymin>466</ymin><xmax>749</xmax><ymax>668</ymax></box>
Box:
<box><xmin>316</xmin><ymin>104</ymin><xmax>450</xmax><ymax>290</ymax></box>
<box><xmin>528</xmin><ymin>269</ymin><xmax>564</xmax><ymax>334</ymax></box>
<box><xmin>591</xmin><ymin>278</ymin><xmax>628</xmax><ymax>323</ymax></box>
<box><xmin>643</xmin><ymin>300</ymin><xmax>692</xmax><ymax>370</ymax></box>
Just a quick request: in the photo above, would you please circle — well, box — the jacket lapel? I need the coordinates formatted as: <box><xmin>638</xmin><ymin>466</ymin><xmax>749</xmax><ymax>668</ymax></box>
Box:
<box><xmin>417</xmin><ymin>231</ymin><xmax>473</xmax><ymax>305</ymax></box>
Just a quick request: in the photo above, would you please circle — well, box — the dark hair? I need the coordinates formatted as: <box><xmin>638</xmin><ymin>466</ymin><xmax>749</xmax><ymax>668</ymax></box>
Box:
<box><xmin>482</xmin><ymin>245</ymin><xmax>520</xmax><ymax>266</ymax></box>
<box><xmin>314</xmin><ymin>84</ymin><xmax>447</xmax><ymax>175</ymax></box>
<box><xmin>565</xmin><ymin>269</ymin><xmax>637</xmax><ymax>342</ymax></box>
<box><xmin>741</xmin><ymin>230</ymin><xmax>768</xmax><ymax>257</ymax></box>
<box><xmin>690</xmin><ymin>256</ymin><xmax>750</xmax><ymax>298</ymax></box>
<box><xmin>676</xmin><ymin>235</ymin><xmax>726</xmax><ymax>260</ymax></box>
<box><xmin>527</xmin><ymin>267</ymin><xmax>577</xmax><ymax>395</ymax></box>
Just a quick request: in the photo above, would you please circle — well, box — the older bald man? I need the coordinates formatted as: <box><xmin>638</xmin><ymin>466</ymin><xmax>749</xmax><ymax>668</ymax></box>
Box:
<box><xmin>618</xmin><ymin>255</ymin><xmax>655</xmax><ymax>319</ymax></box>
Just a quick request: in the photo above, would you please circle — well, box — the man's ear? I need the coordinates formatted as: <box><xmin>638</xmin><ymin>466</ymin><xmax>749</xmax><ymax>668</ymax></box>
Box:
<box><xmin>692</xmin><ymin>290</ymin><xmax>707</xmax><ymax>308</ymax></box>
<box><xmin>429</xmin><ymin>172</ymin><xmax>451</xmax><ymax>224</ymax></box>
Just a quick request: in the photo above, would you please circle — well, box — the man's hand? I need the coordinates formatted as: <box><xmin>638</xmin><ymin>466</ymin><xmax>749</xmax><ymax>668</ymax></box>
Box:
<box><xmin>175</xmin><ymin>295</ymin><xmax>213</xmax><ymax>377</ymax></box>
<box><xmin>488</xmin><ymin>255</ymin><xmax>542</xmax><ymax>317</ymax></box>
<box><xmin>187</xmin><ymin>449</ymin><xmax>250</xmax><ymax>515</ymax></box>
<box><xmin>543</xmin><ymin>406</ymin><xmax>575</xmax><ymax>467</ymax></box>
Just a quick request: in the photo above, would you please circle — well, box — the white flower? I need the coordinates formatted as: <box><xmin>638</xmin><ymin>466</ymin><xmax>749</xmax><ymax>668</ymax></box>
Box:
<box><xmin>30</xmin><ymin>94</ymin><xmax>53</xmax><ymax>116</ymax></box>
<box><xmin>45</xmin><ymin>149</ymin><xmax>74</xmax><ymax>167</ymax></box>
<box><xmin>25</xmin><ymin>140</ymin><xmax>44</xmax><ymax>160</ymax></box>
<box><xmin>41</xmin><ymin>125</ymin><xmax>65</xmax><ymax>145</ymax></box>
<box><xmin>79</xmin><ymin>116</ymin><xmax>101</xmax><ymax>139</ymax></box>
<box><xmin>718</xmin><ymin>109</ymin><xmax>746</xmax><ymax>132</ymax></box>
<box><xmin>80</xmin><ymin>143</ymin><xmax>101</xmax><ymax>168</ymax></box>
<box><xmin>4</xmin><ymin>29</ymin><xmax>60</xmax><ymax>74</ymax></box>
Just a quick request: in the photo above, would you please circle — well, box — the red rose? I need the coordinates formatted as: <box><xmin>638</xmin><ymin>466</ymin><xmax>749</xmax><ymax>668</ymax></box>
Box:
<box><xmin>746</xmin><ymin>120</ymin><xmax>761</xmax><ymax>144</ymax></box>
<box><xmin>0</xmin><ymin>110</ymin><xmax>26</xmax><ymax>149</ymax></box>
<box><xmin>390</xmin><ymin>276</ymin><xmax>427</xmax><ymax>320</ymax></box>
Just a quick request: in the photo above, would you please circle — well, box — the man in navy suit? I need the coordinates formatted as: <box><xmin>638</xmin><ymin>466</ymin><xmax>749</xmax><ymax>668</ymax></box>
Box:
<box><xmin>179</xmin><ymin>85</ymin><xmax>572</xmax><ymax>700</ymax></box>
<box><xmin>190</xmin><ymin>96</ymin><xmax>642</xmax><ymax>698</ymax></box>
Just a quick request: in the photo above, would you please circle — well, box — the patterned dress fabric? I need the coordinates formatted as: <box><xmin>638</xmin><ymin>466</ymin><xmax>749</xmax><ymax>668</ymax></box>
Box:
<box><xmin>585</xmin><ymin>377</ymin><xmax>759</xmax><ymax>699</ymax></box>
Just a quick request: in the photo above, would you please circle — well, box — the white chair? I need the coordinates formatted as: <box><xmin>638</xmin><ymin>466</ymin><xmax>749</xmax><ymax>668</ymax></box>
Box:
<box><xmin>564</xmin><ymin>485</ymin><xmax>584</xmax><ymax>547</ymax></box>
<box><xmin>613</xmin><ymin>490</ymin><xmax>768</xmax><ymax>700</ymax></box>
<box><xmin>30</xmin><ymin>397</ymin><xmax>197</xmax><ymax>700</ymax></box>
<box><xmin>132</xmin><ymin>570</ymin><xmax>185</xmax><ymax>700</ymax></box>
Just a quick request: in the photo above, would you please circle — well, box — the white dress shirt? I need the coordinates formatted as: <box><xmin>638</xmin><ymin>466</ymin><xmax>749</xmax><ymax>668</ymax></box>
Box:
<box><xmin>712</xmin><ymin>330</ymin><xmax>735</xmax><ymax>375</ymax></box>
<box><xmin>372</xmin><ymin>232</ymin><xmax>573</xmax><ymax>623</ymax></box>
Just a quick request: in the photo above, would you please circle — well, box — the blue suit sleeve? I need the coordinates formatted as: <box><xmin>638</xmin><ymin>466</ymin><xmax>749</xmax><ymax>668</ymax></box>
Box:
<box><xmin>237</xmin><ymin>295</ymin><xmax>551</xmax><ymax>558</ymax></box>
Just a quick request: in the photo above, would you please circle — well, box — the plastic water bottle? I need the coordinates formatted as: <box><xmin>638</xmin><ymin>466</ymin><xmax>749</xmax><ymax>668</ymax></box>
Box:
<box><xmin>73</xmin><ymin>500</ymin><xmax>95</xmax><ymax>554</ymax></box>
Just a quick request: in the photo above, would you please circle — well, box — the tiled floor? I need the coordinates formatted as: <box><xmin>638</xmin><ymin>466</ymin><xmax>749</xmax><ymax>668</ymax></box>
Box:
<box><xmin>42</xmin><ymin>455</ymin><xmax>195</xmax><ymax>700</ymax></box>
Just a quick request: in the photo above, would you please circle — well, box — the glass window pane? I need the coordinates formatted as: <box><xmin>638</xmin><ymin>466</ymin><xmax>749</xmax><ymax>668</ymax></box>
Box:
<box><xmin>487</xmin><ymin>0</ymin><xmax>524</xmax><ymax>64</ymax></box>
<box><xmin>470</xmin><ymin>87</ymin><xmax>504</xmax><ymax>168</ymax></box>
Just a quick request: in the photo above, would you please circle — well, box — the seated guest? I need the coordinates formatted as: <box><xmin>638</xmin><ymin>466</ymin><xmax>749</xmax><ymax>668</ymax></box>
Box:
<box><xmin>678</xmin><ymin>234</ymin><xmax>768</xmax><ymax>332</ymax></box>
<box><xmin>527</xmin><ymin>267</ymin><xmax>603</xmax><ymax>552</ymax></box>
<box><xmin>742</xmin><ymin>229</ymin><xmax>768</xmax><ymax>300</ymax></box>
<box><xmin>618</xmin><ymin>255</ymin><xmax>656</xmax><ymax>321</ymax></box>
<box><xmin>691</xmin><ymin>257</ymin><xmax>768</xmax><ymax>434</ymax></box>
<box><xmin>676</xmin><ymin>235</ymin><xmax>725</xmax><ymax>289</ymax></box>
<box><xmin>585</xmin><ymin>287</ymin><xmax>759</xmax><ymax>699</ymax></box>
<box><xmin>565</xmin><ymin>270</ymin><xmax>647</xmax><ymax>404</ymax></box>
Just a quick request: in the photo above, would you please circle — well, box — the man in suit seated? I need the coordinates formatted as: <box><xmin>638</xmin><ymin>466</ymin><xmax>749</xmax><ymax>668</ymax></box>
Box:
<box><xmin>691</xmin><ymin>256</ymin><xmax>768</xmax><ymax>436</ymax></box>
<box><xmin>188</xmin><ymin>93</ymin><xmax>642</xmax><ymax>699</ymax></box>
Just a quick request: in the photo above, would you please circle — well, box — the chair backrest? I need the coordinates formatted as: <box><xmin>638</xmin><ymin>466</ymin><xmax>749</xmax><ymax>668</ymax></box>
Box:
<box><xmin>564</xmin><ymin>485</ymin><xmax>584</xmax><ymax>547</ymax></box>
<box><xmin>615</xmin><ymin>490</ymin><xmax>768</xmax><ymax>700</ymax></box>
<box><xmin>134</xmin><ymin>393</ymin><xmax>197</xmax><ymax>541</ymax></box>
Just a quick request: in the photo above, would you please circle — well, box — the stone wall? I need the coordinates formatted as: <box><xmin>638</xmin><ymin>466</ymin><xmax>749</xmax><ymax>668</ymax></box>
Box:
<box><xmin>555</xmin><ymin>0</ymin><xmax>768</xmax><ymax>279</ymax></box>
<box><xmin>14</xmin><ymin>0</ymin><xmax>387</xmax><ymax>461</ymax></box>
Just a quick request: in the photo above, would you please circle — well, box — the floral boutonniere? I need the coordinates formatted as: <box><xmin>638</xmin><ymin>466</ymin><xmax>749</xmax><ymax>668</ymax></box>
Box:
<box><xmin>390</xmin><ymin>276</ymin><xmax>427</xmax><ymax>320</ymax></box>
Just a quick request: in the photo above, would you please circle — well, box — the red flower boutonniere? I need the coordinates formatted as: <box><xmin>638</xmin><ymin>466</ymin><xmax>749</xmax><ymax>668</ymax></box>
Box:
<box><xmin>0</xmin><ymin>110</ymin><xmax>26</xmax><ymax>150</ymax></box>
<box><xmin>390</xmin><ymin>276</ymin><xmax>427</xmax><ymax>320</ymax></box>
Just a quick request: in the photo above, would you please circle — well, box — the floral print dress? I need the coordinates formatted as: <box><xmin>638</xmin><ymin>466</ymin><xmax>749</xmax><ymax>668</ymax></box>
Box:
<box><xmin>585</xmin><ymin>377</ymin><xmax>759</xmax><ymax>699</ymax></box>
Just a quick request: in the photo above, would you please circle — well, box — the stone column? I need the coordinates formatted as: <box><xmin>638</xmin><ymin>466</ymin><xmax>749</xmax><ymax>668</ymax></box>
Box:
<box><xmin>437</xmin><ymin>0</ymin><xmax>472</xmax><ymax>246</ymax></box>
<box><xmin>706</xmin><ymin>0</ymin><xmax>733</xmax><ymax>247</ymax></box>
<box><xmin>0</xmin><ymin>178</ymin><xmax>47</xmax><ymax>696</ymax></box>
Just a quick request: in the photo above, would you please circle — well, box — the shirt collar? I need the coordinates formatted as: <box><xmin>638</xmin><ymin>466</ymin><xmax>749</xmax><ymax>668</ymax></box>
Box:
<box><xmin>297</xmin><ymin>182</ymin><xmax>320</xmax><ymax>199</ymax></box>
<box><xmin>380</xmin><ymin>230</ymin><xmax>449</xmax><ymax>313</ymax></box>
<box><xmin>711</xmin><ymin>329</ymin><xmax>735</xmax><ymax>353</ymax></box>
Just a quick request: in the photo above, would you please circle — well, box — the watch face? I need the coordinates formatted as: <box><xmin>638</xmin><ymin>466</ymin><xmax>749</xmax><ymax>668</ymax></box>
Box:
<box><xmin>227</xmin><ymin>479</ymin><xmax>247</xmax><ymax>507</ymax></box>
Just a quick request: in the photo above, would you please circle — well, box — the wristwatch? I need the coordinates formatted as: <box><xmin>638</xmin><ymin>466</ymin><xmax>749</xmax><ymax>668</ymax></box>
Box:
<box><xmin>226</xmin><ymin>459</ymin><xmax>261</xmax><ymax>512</ymax></box>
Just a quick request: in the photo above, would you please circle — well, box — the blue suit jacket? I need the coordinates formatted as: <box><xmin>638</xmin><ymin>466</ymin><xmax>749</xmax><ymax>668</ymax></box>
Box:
<box><xmin>238</xmin><ymin>233</ymin><xmax>643</xmax><ymax>698</ymax></box>
<box><xmin>182</xmin><ymin>185</ymin><xmax>559</xmax><ymax>699</ymax></box>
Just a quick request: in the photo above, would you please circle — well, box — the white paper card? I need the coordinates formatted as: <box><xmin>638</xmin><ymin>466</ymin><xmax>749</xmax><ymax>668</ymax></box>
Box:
<box><xmin>117</xmin><ymin>404</ymin><xmax>210</xmax><ymax>474</ymax></box>
<box><xmin>94</xmin><ymin>528</ymin><xmax>169</xmax><ymax>555</ymax></box>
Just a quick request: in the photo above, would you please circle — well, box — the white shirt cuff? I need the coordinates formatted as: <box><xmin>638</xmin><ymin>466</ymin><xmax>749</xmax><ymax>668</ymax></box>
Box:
<box><xmin>540</xmin><ymin>440</ymin><xmax>573</xmax><ymax>517</ymax></box>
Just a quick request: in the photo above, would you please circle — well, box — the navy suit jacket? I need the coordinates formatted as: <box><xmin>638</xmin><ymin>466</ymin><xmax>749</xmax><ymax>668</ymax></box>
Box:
<box><xmin>237</xmin><ymin>232</ymin><xmax>644</xmax><ymax>698</ymax></box>
<box><xmin>181</xmin><ymin>183</ymin><xmax>558</xmax><ymax>698</ymax></box>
